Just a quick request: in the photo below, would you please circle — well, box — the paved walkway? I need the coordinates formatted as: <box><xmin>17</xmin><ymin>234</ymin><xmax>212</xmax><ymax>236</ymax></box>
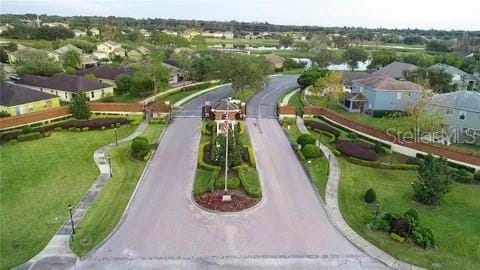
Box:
<box><xmin>16</xmin><ymin>121</ymin><xmax>149</xmax><ymax>270</ymax></box>
<box><xmin>296</xmin><ymin>116</ymin><xmax>424</xmax><ymax>270</ymax></box>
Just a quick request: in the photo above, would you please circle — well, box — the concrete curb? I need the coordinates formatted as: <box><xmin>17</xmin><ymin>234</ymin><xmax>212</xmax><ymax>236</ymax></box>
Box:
<box><xmin>15</xmin><ymin>122</ymin><xmax>149</xmax><ymax>270</ymax></box>
<box><xmin>77</xmin><ymin>123</ymin><xmax>169</xmax><ymax>264</ymax></box>
<box><xmin>296</xmin><ymin>116</ymin><xmax>425</xmax><ymax>270</ymax></box>
<box><xmin>280</xmin><ymin>88</ymin><xmax>300</xmax><ymax>106</ymax></box>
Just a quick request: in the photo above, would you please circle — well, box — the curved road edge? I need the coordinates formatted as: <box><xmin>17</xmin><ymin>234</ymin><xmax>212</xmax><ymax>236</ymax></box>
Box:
<box><xmin>296</xmin><ymin>116</ymin><xmax>424</xmax><ymax>270</ymax></box>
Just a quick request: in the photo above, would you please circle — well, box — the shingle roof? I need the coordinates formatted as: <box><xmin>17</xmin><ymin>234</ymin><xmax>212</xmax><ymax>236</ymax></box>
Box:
<box><xmin>429</xmin><ymin>63</ymin><xmax>471</xmax><ymax>77</ymax></box>
<box><xmin>51</xmin><ymin>44</ymin><xmax>82</xmax><ymax>55</ymax></box>
<box><xmin>0</xmin><ymin>82</ymin><xmax>57</xmax><ymax>106</ymax></box>
<box><xmin>430</xmin><ymin>91</ymin><xmax>480</xmax><ymax>113</ymax></box>
<box><xmin>75</xmin><ymin>65</ymin><xmax>132</xmax><ymax>80</ymax></box>
<box><xmin>341</xmin><ymin>72</ymin><xmax>372</xmax><ymax>86</ymax></box>
<box><xmin>353</xmin><ymin>75</ymin><xmax>424</xmax><ymax>91</ymax></box>
<box><xmin>16</xmin><ymin>74</ymin><xmax>111</xmax><ymax>93</ymax></box>
<box><xmin>372</xmin><ymin>61</ymin><xmax>418</xmax><ymax>79</ymax></box>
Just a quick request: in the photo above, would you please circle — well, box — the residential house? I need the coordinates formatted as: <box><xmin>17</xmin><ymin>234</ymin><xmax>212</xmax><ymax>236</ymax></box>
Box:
<box><xmin>428</xmin><ymin>91</ymin><xmax>480</xmax><ymax>141</ymax></box>
<box><xmin>16</xmin><ymin>74</ymin><xmax>114</xmax><ymax>102</ymax></box>
<box><xmin>341</xmin><ymin>72</ymin><xmax>372</xmax><ymax>90</ymax></box>
<box><xmin>42</xmin><ymin>22</ymin><xmax>69</xmax><ymax>28</ymax></box>
<box><xmin>127</xmin><ymin>44</ymin><xmax>158</xmax><ymax>61</ymax></box>
<box><xmin>89</xmin><ymin>27</ymin><xmax>100</xmax><ymax>36</ymax></box>
<box><xmin>161</xmin><ymin>29</ymin><xmax>178</xmax><ymax>36</ymax></box>
<box><xmin>202</xmin><ymin>31</ymin><xmax>234</xmax><ymax>39</ymax></box>
<box><xmin>95</xmin><ymin>41</ymin><xmax>126</xmax><ymax>59</ymax></box>
<box><xmin>79</xmin><ymin>54</ymin><xmax>98</xmax><ymax>69</ymax></box>
<box><xmin>139</xmin><ymin>29</ymin><xmax>151</xmax><ymax>37</ymax></box>
<box><xmin>343</xmin><ymin>75</ymin><xmax>426</xmax><ymax>114</ymax></box>
<box><xmin>429</xmin><ymin>63</ymin><xmax>476</xmax><ymax>90</ymax></box>
<box><xmin>204</xmin><ymin>99</ymin><xmax>245</xmax><ymax>134</ymax></box>
<box><xmin>0</xmin><ymin>82</ymin><xmax>60</xmax><ymax>116</ymax></box>
<box><xmin>265</xmin><ymin>54</ymin><xmax>286</xmax><ymax>70</ymax></box>
<box><xmin>372</xmin><ymin>61</ymin><xmax>418</xmax><ymax>80</ymax></box>
<box><xmin>73</xmin><ymin>29</ymin><xmax>87</xmax><ymax>38</ymax></box>
<box><xmin>76</xmin><ymin>65</ymin><xmax>132</xmax><ymax>86</ymax></box>
<box><xmin>162</xmin><ymin>62</ymin><xmax>182</xmax><ymax>85</ymax></box>
<box><xmin>48</xmin><ymin>44</ymin><xmax>83</xmax><ymax>62</ymax></box>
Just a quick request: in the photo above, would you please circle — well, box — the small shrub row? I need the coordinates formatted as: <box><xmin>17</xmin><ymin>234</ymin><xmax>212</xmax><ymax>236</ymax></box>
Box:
<box><xmin>301</xmin><ymin>144</ymin><xmax>321</xmax><ymax>159</ymax></box>
<box><xmin>244</xmin><ymin>145</ymin><xmax>256</xmax><ymax>167</ymax></box>
<box><xmin>215</xmin><ymin>175</ymin><xmax>241</xmax><ymax>190</ymax></box>
<box><xmin>451</xmin><ymin>168</ymin><xmax>475</xmax><ymax>184</ymax></box>
<box><xmin>198</xmin><ymin>143</ymin><xmax>222</xmax><ymax>171</ymax></box>
<box><xmin>17</xmin><ymin>132</ymin><xmax>42</xmax><ymax>142</ymax></box>
<box><xmin>236</xmin><ymin>167</ymin><xmax>262</xmax><ymax>198</ymax></box>
<box><xmin>131</xmin><ymin>137</ymin><xmax>150</xmax><ymax>160</ymax></box>
<box><xmin>149</xmin><ymin>118</ymin><xmax>166</xmax><ymax>125</ymax></box>
<box><xmin>296</xmin><ymin>133</ymin><xmax>316</xmax><ymax>146</ymax></box>
<box><xmin>304</xmin><ymin>120</ymin><xmax>340</xmax><ymax>137</ymax></box>
<box><xmin>337</xmin><ymin>140</ymin><xmax>378</xmax><ymax>161</ymax></box>
<box><xmin>346</xmin><ymin>157</ymin><xmax>418</xmax><ymax>170</ymax></box>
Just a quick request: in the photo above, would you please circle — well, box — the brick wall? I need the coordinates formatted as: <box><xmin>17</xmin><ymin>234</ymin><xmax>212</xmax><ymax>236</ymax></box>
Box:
<box><xmin>89</xmin><ymin>102</ymin><xmax>144</xmax><ymax>113</ymax></box>
<box><xmin>0</xmin><ymin>106</ymin><xmax>71</xmax><ymax>130</ymax></box>
<box><xmin>278</xmin><ymin>106</ymin><xmax>296</xmax><ymax>115</ymax></box>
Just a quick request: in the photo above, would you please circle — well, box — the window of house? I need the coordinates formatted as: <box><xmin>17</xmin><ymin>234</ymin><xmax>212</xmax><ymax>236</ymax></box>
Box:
<box><xmin>65</xmin><ymin>92</ymin><xmax>68</xmax><ymax>99</ymax></box>
<box><xmin>446</xmin><ymin>108</ymin><xmax>453</xmax><ymax>115</ymax></box>
<box><xmin>40</xmin><ymin>88</ymin><xmax>43</xmax><ymax>92</ymax></box>
<box><xmin>396</xmin><ymin>92</ymin><xmax>401</xmax><ymax>100</ymax></box>
<box><xmin>459</xmin><ymin>111</ymin><xmax>466</xmax><ymax>120</ymax></box>
<box><xmin>91</xmin><ymin>91</ymin><xmax>95</xmax><ymax>98</ymax></box>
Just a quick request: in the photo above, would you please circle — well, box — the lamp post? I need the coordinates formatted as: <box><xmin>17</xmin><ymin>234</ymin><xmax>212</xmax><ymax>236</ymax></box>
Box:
<box><xmin>68</xmin><ymin>204</ymin><xmax>75</xmax><ymax>235</ymax></box>
<box><xmin>107</xmin><ymin>154</ymin><xmax>112</xmax><ymax>177</ymax></box>
<box><xmin>114</xmin><ymin>127</ymin><xmax>118</xmax><ymax>146</ymax></box>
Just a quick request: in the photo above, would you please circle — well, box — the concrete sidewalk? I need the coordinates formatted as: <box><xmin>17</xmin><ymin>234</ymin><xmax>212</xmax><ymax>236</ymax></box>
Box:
<box><xmin>16</xmin><ymin>122</ymin><xmax>148</xmax><ymax>270</ymax></box>
<box><xmin>296</xmin><ymin>116</ymin><xmax>424</xmax><ymax>270</ymax></box>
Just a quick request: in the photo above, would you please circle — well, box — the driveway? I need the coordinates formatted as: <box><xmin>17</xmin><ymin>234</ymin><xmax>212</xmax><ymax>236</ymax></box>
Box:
<box><xmin>76</xmin><ymin>77</ymin><xmax>385</xmax><ymax>269</ymax></box>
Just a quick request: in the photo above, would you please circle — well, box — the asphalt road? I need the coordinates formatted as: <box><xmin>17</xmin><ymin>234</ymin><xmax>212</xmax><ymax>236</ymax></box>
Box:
<box><xmin>76</xmin><ymin>76</ymin><xmax>385</xmax><ymax>269</ymax></box>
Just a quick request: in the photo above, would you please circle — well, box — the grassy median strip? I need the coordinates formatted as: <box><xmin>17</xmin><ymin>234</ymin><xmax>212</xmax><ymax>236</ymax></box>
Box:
<box><xmin>0</xmin><ymin>125</ymin><xmax>136</xmax><ymax>270</ymax></box>
<box><xmin>338</xmin><ymin>157</ymin><xmax>480</xmax><ymax>269</ymax></box>
<box><xmin>71</xmin><ymin>124</ymin><xmax>165</xmax><ymax>257</ymax></box>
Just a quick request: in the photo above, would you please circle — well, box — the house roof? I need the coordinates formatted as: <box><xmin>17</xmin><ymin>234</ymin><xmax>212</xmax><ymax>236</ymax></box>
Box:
<box><xmin>429</xmin><ymin>63</ymin><xmax>471</xmax><ymax>77</ymax></box>
<box><xmin>353</xmin><ymin>75</ymin><xmax>424</xmax><ymax>91</ymax></box>
<box><xmin>76</xmin><ymin>65</ymin><xmax>132</xmax><ymax>80</ymax></box>
<box><xmin>0</xmin><ymin>82</ymin><xmax>57</xmax><ymax>106</ymax></box>
<box><xmin>341</xmin><ymin>72</ymin><xmax>372</xmax><ymax>86</ymax></box>
<box><xmin>372</xmin><ymin>61</ymin><xmax>417</xmax><ymax>78</ymax></box>
<box><xmin>265</xmin><ymin>54</ymin><xmax>285</xmax><ymax>65</ymax></box>
<box><xmin>162</xmin><ymin>62</ymin><xmax>180</xmax><ymax>72</ymax></box>
<box><xmin>430</xmin><ymin>91</ymin><xmax>480</xmax><ymax>113</ymax></box>
<box><xmin>212</xmin><ymin>99</ymin><xmax>240</xmax><ymax>111</ymax></box>
<box><xmin>51</xmin><ymin>44</ymin><xmax>82</xmax><ymax>55</ymax></box>
<box><xmin>103</xmin><ymin>40</ymin><xmax>121</xmax><ymax>47</ymax></box>
<box><xmin>345</xmin><ymin>92</ymin><xmax>367</xmax><ymax>101</ymax></box>
<box><xmin>16</xmin><ymin>74</ymin><xmax>111</xmax><ymax>93</ymax></box>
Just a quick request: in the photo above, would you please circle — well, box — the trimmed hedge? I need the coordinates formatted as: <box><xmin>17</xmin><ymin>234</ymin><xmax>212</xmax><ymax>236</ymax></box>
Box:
<box><xmin>198</xmin><ymin>142</ymin><xmax>221</xmax><ymax>171</ymax></box>
<box><xmin>149</xmin><ymin>118</ymin><xmax>166</xmax><ymax>125</ymax></box>
<box><xmin>304</xmin><ymin>120</ymin><xmax>340</xmax><ymax>137</ymax></box>
<box><xmin>244</xmin><ymin>145</ymin><xmax>256</xmax><ymax>167</ymax></box>
<box><xmin>131</xmin><ymin>137</ymin><xmax>150</xmax><ymax>160</ymax></box>
<box><xmin>215</xmin><ymin>175</ymin><xmax>241</xmax><ymax>189</ymax></box>
<box><xmin>452</xmin><ymin>169</ymin><xmax>475</xmax><ymax>184</ymax></box>
<box><xmin>346</xmin><ymin>157</ymin><xmax>418</xmax><ymax>170</ymax></box>
<box><xmin>364</xmin><ymin>188</ymin><xmax>376</xmax><ymax>203</ymax></box>
<box><xmin>17</xmin><ymin>132</ymin><xmax>42</xmax><ymax>142</ymax></box>
<box><xmin>301</xmin><ymin>144</ymin><xmax>321</xmax><ymax>159</ymax></box>
<box><xmin>337</xmin><ymin>140</ymin><xmax>378</xmax><ymax>161</ymax></box>
<box><xmin>236</xmin><ymin>167</ymin><xmax>262</xmax><ymax>198</ymax></box>
<box><xmin>297</xmin><ymin>133</ymin><xmax>316</xmax><ymax>146</ymax></box>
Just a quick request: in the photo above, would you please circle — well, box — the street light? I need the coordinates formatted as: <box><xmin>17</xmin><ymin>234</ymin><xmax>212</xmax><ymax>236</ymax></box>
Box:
<box><xmin>68</xmin><ymin>204</ymin><xmax>75</xmax><ymax>235</ymax></box>
<box><xmin>107</xmin><ymin>154</ymin><xmax>112</xmax><ymax>177</ymax></box>
<box><xmin>114</xmin><ymin>127</ymin><xmax>118</xmax><ymax>146</ymax></box>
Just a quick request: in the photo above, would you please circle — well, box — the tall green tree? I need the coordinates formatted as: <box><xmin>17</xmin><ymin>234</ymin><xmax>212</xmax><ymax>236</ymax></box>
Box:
<box><xmin>70</xmin><ymin>93</ymin><xmax>91</xmax><ymax>119</ymax></box>
<box><xmin>403</xmin><ymin>68</ymin><xmax>456</xmax><ymax>93</ymax></box>
<box><xmin>296</xmin><ymin>69</ymin><xmax>329</xmax><ymax>88</ymax></box>
<box><xmin>368</xmin><ymin>51</ymin><xmax>398</xmax><ymax>69</ymax></box>
<box><xmin>412</xmin><ymin>155</ymin><xmax>452</xmax><ymax>206</ymax></box>
<box><xmin>16</xmin><ymin>50</ymin><xmax>62</xmax><ymax>76</ymax></box>
<box><xmin>425</xmin><ymin>40</ymin><xmax>450</xmax><ymax>52</ymax></box>
<box><xmin>279</xmin><ymin>35</ymin><xmax>294</xmax><ymax>48</ymax></box>
<box><xmin>343</xmin><ymin>47</ymin><xmax>368</xmax><ymax>71</ymax></box>
<box><xmin>63</xmin><ymin>49</ymin><xmax>80</xmax><ymax>71</ymax></box>
<box><xmin>191</xmin><ymin>35</ymin><xmax>207</xmax><ymax>50</ymax></box>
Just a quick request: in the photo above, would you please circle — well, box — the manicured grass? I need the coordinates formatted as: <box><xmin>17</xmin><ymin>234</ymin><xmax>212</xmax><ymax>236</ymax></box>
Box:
<box><xmin>71</xmin><ymin>124</ymin><xmax>165</xmax><ymax>257</ymax></box>
<box><xmin>338</xmin><ymin>158</ymin><xmax>480</xmax><ymax>269</ymax></box>
<box><xmin>305</xmin><ymin>158</ymin><xmax>328</xmax><ymax>199</ymax></box>
<box><xmin>193</xmin><ymin>169</ymin><xmax>213</xmax><ymax>195</ymax></box>
<box><xmin>306</xmin><ymin>95</ymin><xmax>414</xmax><ymax>133</ymax></box>
<box><xmin>0</xmin><ymin>125</ymin><xmax>136</xmax><ymax>270</ymax></box>
<box><xmin>232</xmin><ymin>86</ymin><xmax>261</xmax><ymax>102</ymax></box>
<box><xmin>281</xmin><ymin>118</ymin><xmax>302</xmax><ymax>143</ymax></box>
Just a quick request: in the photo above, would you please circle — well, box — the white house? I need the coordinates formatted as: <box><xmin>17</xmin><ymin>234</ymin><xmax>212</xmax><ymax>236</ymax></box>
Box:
<box><xmin>16</xmin><ymin>74</ymin><xmax>114</xmax><ymax>102</ymax></box>
<box><xmin>73</xmin><ymin>29</ymin><xmax>87</xmax><ymax>38</ymax></box>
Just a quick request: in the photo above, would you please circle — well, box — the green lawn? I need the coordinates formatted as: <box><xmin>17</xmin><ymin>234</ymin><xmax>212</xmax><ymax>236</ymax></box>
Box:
<box><xmin>338</xmin><ymin>158</ymin><xmax>480</xmax><ymax>269</ymax></box>
<box><xmin>306</xmin><ymin>95</ymin><xmax>414</xmax><ymax>133</ymax></box>
<box><xmin>71</xmin><ymin>123</ymin><xmax>165</xmax><ymax>257</ymax></box>
<box><xmin>0</xmin><ymin>125</ymin><xmax>136</xmax><ymax>270</ymax></box>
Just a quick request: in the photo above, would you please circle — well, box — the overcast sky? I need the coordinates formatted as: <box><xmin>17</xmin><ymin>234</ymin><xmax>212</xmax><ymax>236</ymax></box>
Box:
<box><xmin>2</xmin><ymin>0</ymin><xmax>479</xmax><ymax>31</ymax></box>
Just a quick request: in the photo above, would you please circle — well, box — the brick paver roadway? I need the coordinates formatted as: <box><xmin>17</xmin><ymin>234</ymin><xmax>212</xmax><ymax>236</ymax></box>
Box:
<box><xmin>77</xmin><ymin>76</ymin><xmax>386</xmax><ymax>269</ymax></box>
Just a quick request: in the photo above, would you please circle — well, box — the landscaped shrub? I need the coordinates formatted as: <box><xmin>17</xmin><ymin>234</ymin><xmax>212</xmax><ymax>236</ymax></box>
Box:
<box><xmin>215</xmin><ymin>175</ymin><xmax>241</xmax><ymax>189</ymax></box>
<box><xmin>237</xmin><ymin>167</ymin><xmax>262</xmax><ymax>198</ymax></box>
<box><xmin>301</xmin><ymin>144</ymin><xmax>321</xmax><ymax>159</ymax></box>
<box><xmin>245</xmin><ymin>145</ymin><xmax>256</xmax><ymax>167</ymax></box>
<box><xmin>304</xmin><ymin>120</ymin><xmax>340</xmax><ymax>136</ymax></box>
<box><xmin>346</xmin><ymin>132</ymin><xmax>358</xmax><ymax>140</ymax></box>
<box><xmin>412</xmin><ymin>226</ymin><xmax>436</xmax><ymax>248</ymax></box>
<box><xmin>475</xmin><ymin>171</ymin><xmax>480</xmax><ymax>182</ymax></box>
<box><xmin>198</xmin><ymin>143</ymin><xmax>221</xmax><ymax>171</ymax></box>
<box><xmin>17</xmin><ymin>132</ymin><xmax>42</xmax><ymax>142</ymax></box>
<box><xmin>346</xmin><ymin>157</ymin><xmax>418</xmax><ymax>170</ymax></box>
<box><xmin>337</xmin><ymin>141</ymin><xmax>378</xmax><ymax>161</ymax></box>
<box><xmin>364</xmin><ymin>188</ymin><xmax>376</xmax><ymax>203</ymax></box>
<box><xmin>390</xmin><ymin>232</ymin><xmax>405</xmax><ymax>243</ymax></box>
<box><xmin>21</xmin><ymin>126</ymin><xmax>34</xmax><ymax>134</ymax></box>
<box><xmin>404</xmin><ymin>209</ymin><xmax>419</xmax><ymax>224</ymax></box>
<box><xmin>149</xmin><ymin>118</ymin><xmax>166</xmax><ymax>125</ymax></box>
<box><xmin>296</xmin><ymin>133</ymin><xmax>316</xmax><ymax>147</ymax></box>
<box><xmin>374</xmin><ymin>141</ymin><xmax>384</xmax><ymax>154</ymax></box>
<box><xmin>452</xmin><ymin>169</ymin><xmax>474</xmax><ymax>184</ymax></box>
<box><xmin>131</xmin><ymin>137</ymin><xmax>150</xmax><ymax>160</ymax></box>
<box><xmin>370</xmin><ymin>218</ymin><xmax>390</xmax><ymax>232</ymax></box>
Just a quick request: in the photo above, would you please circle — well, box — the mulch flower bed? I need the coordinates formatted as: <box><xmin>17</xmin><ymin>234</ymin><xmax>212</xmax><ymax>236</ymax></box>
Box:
<box><xmin>194</xmin><ymin>190</ymin><xmax>259</xmax><ymax>212</ymax></box>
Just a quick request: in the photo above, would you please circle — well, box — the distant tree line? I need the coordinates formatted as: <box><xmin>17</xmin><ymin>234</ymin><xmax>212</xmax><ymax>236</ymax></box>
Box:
<box><xmin>0</xmin><ymin>24</ymin><xmax>74</xmax><ymax>40</ymax></box>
